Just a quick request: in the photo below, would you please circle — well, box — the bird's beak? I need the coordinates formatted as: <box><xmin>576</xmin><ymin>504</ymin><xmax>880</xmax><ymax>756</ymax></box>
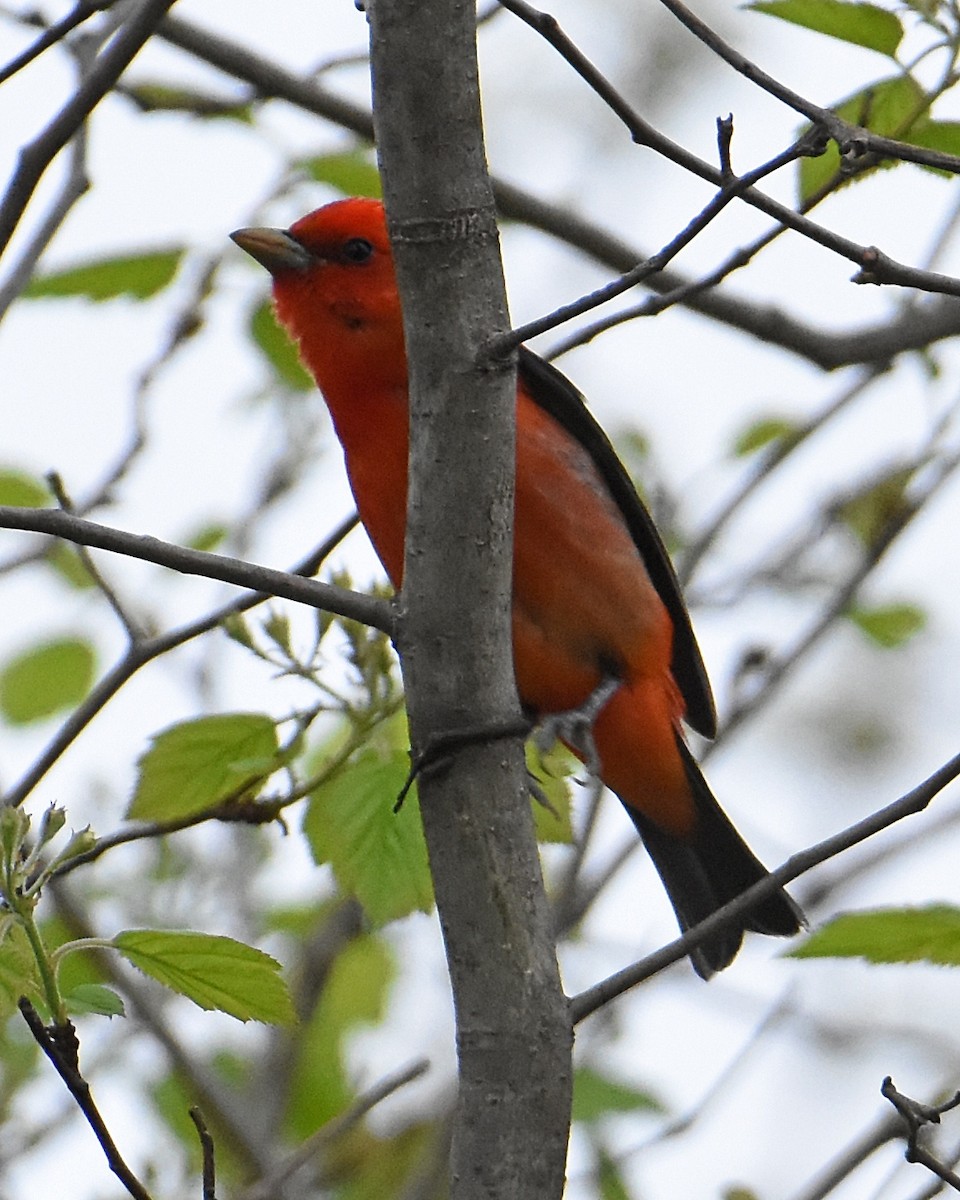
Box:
<box><xmin>230</xmin><ymin>227</ymin><xmax>314</xmax><ymax>275</ymax></box>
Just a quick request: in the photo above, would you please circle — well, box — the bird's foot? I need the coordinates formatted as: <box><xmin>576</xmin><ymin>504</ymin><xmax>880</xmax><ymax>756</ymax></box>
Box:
<box><xmin>533</xmin><ymin>675</ymin><xmax>620</xmax><ymax>779</ymax></box>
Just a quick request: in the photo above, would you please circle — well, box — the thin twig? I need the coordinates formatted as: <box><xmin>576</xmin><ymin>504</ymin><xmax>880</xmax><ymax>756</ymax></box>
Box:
<box><xmin>488</xmin><ymin>129</ymin><xmax>815</xmax><ymax>354</ymax></box>
<box><xmin>47</xmin><ymin>472</ymin><xmax>145</xmax><ymax>642</ymax></box>
<box><xmin>498</xmin><ymin>0</ymin><xmax>960</xmax><ymax>296</ymax></box>
<box><xmin>0</xmin><ymin>118</ymin><xmax>89</xmax><ymax>324</ymax></box>
<box><xmin>0</xmin><ymin>0</ymin><xmax>114</xmax><ymax>86</ymax></box>
<box><xmin>2</xmin><ymin>512</ymin><xmax>364</xmax><ymax>808</ymax></box>
<box><xmin>238</xmin><ymin>1059</ymin><xmax>430</xmax><ymax>1200</ymax></box>
<box><xmin>19</xmin><ymin>998</ymin><xmax>154</xmax><ymax>1200</ymax></box>
<box><xmin>0</xmin><ymin>507</ymin><xmax>387</xmax><ymax>635</ymax></box>
<box><xmin>679</xmin><ymin>363</ymin><xmax>890</xmax><ymax>585</ymax></box>
<box><xmin>883</xmin><ymin>1077</ymin><xmax>960</xmax><ymax>1192</ymax></box>
<box><xmin>155</xmin><ymin>14</ymin><xmax>960</xmax><ymax>367</ymax></box>
<box><xmin>654</xmin><ymin>0</ymin><xmax>960</xmax><ymax>175</ymax></box>
<box><xmin>0</xmin><ymin>0</ymin><xmax>179</xmax><ymax>256</ymax></box>
<box><xmin>189</xmin><ymin>1108</ymin><xmax>217</xmax><ymax>1200</ymax></box>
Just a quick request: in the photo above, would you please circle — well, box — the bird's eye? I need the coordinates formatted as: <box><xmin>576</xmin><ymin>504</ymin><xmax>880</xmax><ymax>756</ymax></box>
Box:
<box><xmin>342</xmin><ymin>237</ymin><xmax>374</xmax><ymax>263</ymax></box>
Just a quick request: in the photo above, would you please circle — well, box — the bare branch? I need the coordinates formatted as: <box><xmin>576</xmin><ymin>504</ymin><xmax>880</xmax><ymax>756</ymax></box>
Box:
<box><xmin>238</xmin><ymin>1059</ymin><xmax>430</xmax><ymax>1200</ymax></box>
<box><xmin>655</xmin><ymin>0</ymin><xmax>960</xmax><ymax>175</ymax></box>
<box><xmin>0</xmin><ymin>507</ymin><xmax>389</xmax><ymax>632</ymax></box>
<box><xmin>189</xmin><ymin>1109</ymin><xmax>217</xmax><ymax>1200</ymax></box>
<box><xmin>0</xmin><ymin>0</ymin><xmax>179</xmax><ymax>256</ymax></box>
<box><xmin>19</xmin><ymin>999</ymin><xmax>154</xmax><ymax>1200</ymax></box>
<box><xmin>0</xmin><ymin>0</ymin><xmax>115</xmax><ymax>86</ymax></box>
<box><xmin>155</xmin><ymin>13</ymin><xmax>960</xmax><ymax>365</ymax></box>
<box><xmin>2</xmin><ymin>513</ymin><xmax>366</xmax><ymax>809</ymax></box>
<box><xmin>883</xmin><ymin>1077</ymin><xmax>960</xmax><ymax>1192</ymax></box>
<box><xmin>488</xmin><ymin>129</ymin><xmax>813</xmax><ymax>354</ymax></box>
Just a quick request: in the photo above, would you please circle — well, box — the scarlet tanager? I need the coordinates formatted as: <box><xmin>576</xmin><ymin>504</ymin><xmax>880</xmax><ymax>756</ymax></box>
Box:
<box><xmin>232</xmin><ymin>197</ymin><xmax>802</xmax><ymax>977</ymax></box>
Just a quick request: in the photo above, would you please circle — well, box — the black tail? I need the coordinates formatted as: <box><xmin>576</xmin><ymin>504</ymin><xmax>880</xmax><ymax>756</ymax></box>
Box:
<box><xmin>625</xmin><ymin>737</ymin><xmax>804</xmax><ymax>979</ymax></box>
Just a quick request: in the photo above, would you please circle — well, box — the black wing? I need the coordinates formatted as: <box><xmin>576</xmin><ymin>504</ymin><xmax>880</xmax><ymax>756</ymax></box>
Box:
<box><xmin>517</xmin><ymin>346</ymin><xmax>717</xmax><ymax>739</ymax></box>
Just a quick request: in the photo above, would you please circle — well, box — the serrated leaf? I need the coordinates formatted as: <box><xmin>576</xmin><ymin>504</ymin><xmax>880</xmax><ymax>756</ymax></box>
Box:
<box><xmin>297</xmin><ymin>149</ymin><xmax>382</xmax><ymax>198</ymax></box>
<box><xmin>249</xmin><ymin>299</ymin><xmax>313</xmax><ymax>392</ymax></box>
<box><xmin>0</xmin><ymin>469</ymin><xmax>49</xmax><ymax>507</ymax></box>
<box><xmin>0</xmin><ymin>637</ymin><xmax>95</xmax><ymax>725</ymax></box>
<box><xmin>25</xmin><ymin>249</ymin><xmax>184</xmax><ymax>302</ymax></box>
<box><xmin>303</xmin><ymin>747</ymin><xmax>433</xmax><ymax>926</ymax></box>
<box><xmin>127</xmin><ymin>713</ymin><xmax>280</xmax><ymax>821</ymax></box>
<box><xmin>732</xmin><ymin>415</ymin><xmax>800</xmax><ymax>456</ymax></box>
<box><xmin>748</xmin><ymin>0</ymin><xmax>903</xmax><ymax>56</ymax></box>
<box><xmin>527</xmin><ymin>742</ymin><xmax>575</xmax><ymax>844</ymax></box>
<box><xmin>113</xmin><ymin>929</ymin><xmax>295</xmax><ymax>1024</ymax></box>
<box><xmin>572</xmin><ymin>1065</ymin><xmax>665</xmax><ymax>1124</ymax></box>
<box><xmin>790</xmin><ymin>905</ymin><xmax>960</xmax><ymax>965</ymax></box>
<box><xmin>846</xmin><ymin>602</ymin><xmax>926</xmax><ymax>648</ymax></box>
<box><xmin>798</xmin><ymin>74</ymin><xmax>924</xmax><ymax>202</ymax></box>
<box><xmin>0</xmin><ymin>923</ymin><xmax>41</xmax><ymax>1020</ymax></box>
<box><xmin>63</xmin><ymin>983</ymin><xmax>125</xmax><ymax>1017</ymax></box>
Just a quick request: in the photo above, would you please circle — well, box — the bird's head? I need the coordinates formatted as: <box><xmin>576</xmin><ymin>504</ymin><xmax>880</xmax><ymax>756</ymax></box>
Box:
<box><xmin>232</xmin><ymin>197</ymin><xmax>407</xmax><ymax>392</ymax></box>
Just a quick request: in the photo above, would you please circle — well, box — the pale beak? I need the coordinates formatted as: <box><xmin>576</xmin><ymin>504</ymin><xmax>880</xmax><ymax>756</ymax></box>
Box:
<box><xmin>230</xmin><ymin>227</ymin><xmax>314</xmax><ymax>275</ymax></box>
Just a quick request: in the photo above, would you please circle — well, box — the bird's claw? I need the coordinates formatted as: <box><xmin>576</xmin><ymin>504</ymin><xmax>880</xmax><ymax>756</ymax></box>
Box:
<box><xmin>534</xmin><ymin>675</ymin><xmax>620</xmax><ymax>780</ymax></box>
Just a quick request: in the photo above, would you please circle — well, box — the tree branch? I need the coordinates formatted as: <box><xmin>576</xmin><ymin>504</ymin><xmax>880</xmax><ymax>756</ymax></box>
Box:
<box><xmin>368</xmin><ymin>2</ymin><xmax>572</xmax><ymax>1198</ymax></box>
<box><xmin>0</xmin><ymin>507</ymin><xmax>389</xmax><ymax>632</ymax></box>
<box><xmin>0</xmin><ymin>0</ymin><xmax>178</xmax><ymax>256</ymax></box>
<box><xmin>155</xmin><ymin>14</ymin><xmax>960</xmax><ymax>367</ymax></box>
<box><xmin>2</xmin><ymin>513</ymin><xmax>366</xmax><ymax>809</ymax></box>
<box><xmin>19</xmin><ymin>999</ymin><xmax>154</xmax><ymax>1200</ymax></box>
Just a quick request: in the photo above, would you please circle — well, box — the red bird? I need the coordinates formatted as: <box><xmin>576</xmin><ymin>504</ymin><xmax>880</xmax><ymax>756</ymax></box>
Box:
<box><xmin>232</xmin><ymin>197</ymin><xmax>802</xmax><ymax>976</ymax></box>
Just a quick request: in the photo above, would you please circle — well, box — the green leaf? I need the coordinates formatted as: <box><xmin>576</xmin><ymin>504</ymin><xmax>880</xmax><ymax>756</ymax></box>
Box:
<box><xmin>527</xmin><ymin>741</ymin><xmax>575</xmax><ymax>844</ymax></box>
<box><xmin>799</xmin><ymin>74</ymin><xmax>924</xmax><ymax>202</ymax></box>
<box><xmin>297</xmin><ymin>149</ymin><xmax>382</xmax><ymax>198</ymax></box>
<box><xmin>790</xmin><ymin>905</ymin><xmax>960</xmax><ymax>965</ymax></box>
<box><xmin>836</xmin><ymin>464</ymin><xmax>915</xmax><ymax>547</ymax></box>
<box><xmin>0</xmin><ymin>637</ymin><xmax>95</xmax><ymax>725</ymax></box>
<box><xmin>0</xmin><ymin>807</ymin><xmax>30</xmax><ymax>865</ymax></box>
<box><xmin>572</xmin><ymin>1065</ymin><xmax>665</xmax><ymax>1124</ymax></box>
<box><xmin>303</xmin><ymin>746</ymin><xmax>434</xmax><ymax>927</ymax></box>
<box><xmin>63</xmin><ymin>983</ymin><xmax>125</xmax><ymax>1018</ymax></box>
<box><xmin>0</xmin><ymin>922</ymin><xmax>42</xmax><ymax>1019</ymax></box>
<box><xmin>183</xmin><ymin>522</ymin><xmax>229</xmax><ymax>553</ymax></box>
<box><xmin>0</xmin><ymin>469</ymin><xmax>49</xmax><ymax>507</ymax></box>
<box><xmin>901</xmin><ymin>120</ymin><xmax>960</xmax><ymax>176</ymax></box>
<box><xmin>123</xmin><ymin>82</ymin><xmax>253</xmax><ymax>123</ymax></box>
<box><xmin>25</xmin><ymin>249</ymin><xmax>184</xmax><ymax>302</ymax></box>
<box><xmin>127</xmin><ymin>712</ymin><xmax>280</xmax><ymax>821</ymax></box>
<box><xmin>846</xmin><ymin>602</ymin><xmax>926</xmax><ymax>648</ymax></box>
<box><xmin>249</xmin><ymin>299</ymin><xmax>313</xmax><ymax>392</ymax></box>
<box><xmin>732</xmin><ymin>415</ymin><xmax>800</xmax><ymax>457</ymax></box>
<box><xmin>596</xmin><ymin>1145</ymin><xmax>631</xmax><ymax>1200</ymax></box>
<box><xmin>747</xmin><ymin>0</ymin><xmax>903</xmax><ymax>56</ymax></box>
<box><xmin>113</xmin><ymin>929</ymin><xmax>296</xmax><ymax>1024</ymax></box>
<box><xmin>45</xmin><ymin>544</ymin><xmax>96</xmax><ymax>590</ymax></box>
<box><xmin>286</xmin><ymin>932</ymin><xmax>394</xmax><ymax>1136</ymax></box>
